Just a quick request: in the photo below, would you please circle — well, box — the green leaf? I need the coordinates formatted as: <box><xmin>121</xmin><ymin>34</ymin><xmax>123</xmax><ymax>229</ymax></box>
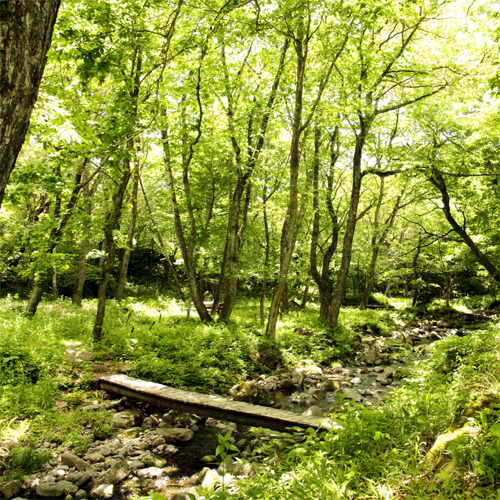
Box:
<box><xmin>490</xmin><ymin>423</ymin><xmax>500</xmax><ymax>437</ymax></box>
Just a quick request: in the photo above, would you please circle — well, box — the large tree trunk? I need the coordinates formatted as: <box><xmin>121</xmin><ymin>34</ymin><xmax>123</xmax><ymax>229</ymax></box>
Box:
<box><xmin>116</xmin><ymin>160</ymin><xmax>140</xmax><ymax>301</ymax></box>
<box><xmin>326</xmin><ymin>115</ymin><xmax>373</xmax><ymax>330</ymax></box>
<box><xmin>0</xmin><ymin>0</ymin><xmax>60</xmax><ymax>207</ymax></box>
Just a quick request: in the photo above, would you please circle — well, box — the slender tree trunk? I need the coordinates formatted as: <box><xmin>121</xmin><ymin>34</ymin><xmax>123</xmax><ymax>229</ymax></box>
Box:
<box><xmin>260</xmin><ymin>191</ymin><xmax>271</xmax><ymax>325</ymax></box>
<box><xmin>25</xmin><ymin>157</ymin><xmax>89</xmax><ymax>315</ymax></box>
<box><xmin>266</xmin><ymin>32</ymin><xmax>307</xmax><ymax>339</ymax></box>
<box><xmin>300</xmin><ymin>281</ymin><xmax>309</xmax><ymax>310</ymax></box>
<box><xmin>116</xmin><ymin>160</ymin><xmax>140</xmax><ymax>301</ymax></box>
<box><xmin>93</xmin><ymin>160</ymin><xmax>131</xmax><ymax>340</ymax></box>
<box><xmin>326</xmin><ymin>115</ymin><xmax>373</xmax><ymax>330</ymax></box>
<box><xmin>430</xmin><ymin>168</ymin><xmax>499</xmax><ymax>282</ymax></box>
<box><xmin>212</xmin><ymin>236</ymin><xmax>229</xmax><ymax>312</ymax></box>
<box><xmin>140</xmin><ymin>177</ymin><xmax>185</xmax><ymax>301</ymax></box>
<box><xmin>52</xmin><ymin>247</ymin><xmax>57</xmax><ymax>300</ymax></box>
<box><xmin>0</xmin><ymin>0</ymin><xmax>60</xmax><ymax>207</ymax></box>
<box><xmin>218</xmin><ymin>39</ymin><xmax>289</xmax><ymax>323</ymax></box>
<box><xmin>73</xmin><ymin>164</ymin><xmax>101</xmax><ymax>305</ymax></box>
<box><xmin>411</xmin><ymin>237</ymin><xmax>422</xmax><ymax>306</ymax></box>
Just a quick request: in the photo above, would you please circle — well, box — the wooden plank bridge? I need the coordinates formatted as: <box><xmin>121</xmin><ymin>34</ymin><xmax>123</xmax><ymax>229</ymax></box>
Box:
<box><xmin>99</xmin><ymin>374</ymin><xmax>342</xmax><ymax>433</ymax></box>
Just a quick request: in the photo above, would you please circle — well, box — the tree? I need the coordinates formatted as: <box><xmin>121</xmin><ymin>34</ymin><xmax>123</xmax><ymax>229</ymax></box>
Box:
<box><xmin>0</xmin><ymin>0</ymin><xmax>60</xmax><ymax>207</ymax></box>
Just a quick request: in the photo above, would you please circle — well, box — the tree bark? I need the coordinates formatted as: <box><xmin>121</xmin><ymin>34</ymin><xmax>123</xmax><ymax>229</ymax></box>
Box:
<box><xmin>92</xmin><ymin>160</ymin><xmax>131</xmax><ymax>340</ymax></box>
<box><xmin>116</xmin><ymin>159</ymin><xmax>140</xmax><ymax>301</ymax></box>
<box><xmin>430</xmin><ymin>168</ymin><xmax>499</xmax><ymax>282</ymax></box>
<box><xmin>0</xmin><ymin>0</ymin><xmax>60</xmax><ymax>207</ymax></box>
<box><xmin>309</xmin><ymin>127</ymin><xmax>341</xmax><ymax>321</ymax></box>
<box><xmin>326</xmin><ymin>114</ymin><xmax>373</xmax><ymax>330</ymax></box>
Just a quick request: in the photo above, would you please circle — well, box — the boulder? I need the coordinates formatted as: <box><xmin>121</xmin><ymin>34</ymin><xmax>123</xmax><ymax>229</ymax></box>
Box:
<box><xmin>112</xmin><ymin>409</ymin><xmax>143</xmax><ymax>428</ymax></box>
<box><xmin>94</xmin><ymin>460</ymin><xmax>131</xmax><ymax>485</ymax></box>
<box><xmin>91</xmin><ymin>484</ymin><xmax>114</xmax><ymax>499</ymax></box>
<box><xmin>61</xmin><ymin>452</ymin><xmax>89</xmax><ymax>472</ymax></box>
<box><xmin>159</xmin><ymin>410</ymin><xmax>193</xmax><ymax>429</ymax></box>
<box><xmin>230</xmin><ymin>381</ymin><xmax>275</xmax><ymax>406</ymax></box>
<box><xmin>36</xmin><ymin>482</ymin><xmax>65</xmax><ymax>498</ymax></box>
<box><xmin>302</xmin><ymin>405</ymin><xmax>324</xmax><ymax>417</ymax></box>
<box><xmin>218</xmin><ymin>457</ymin><xmax>254</xmax><ymax>476</ymax></box>
<box><xmin>137</xmin><ymin>467</ymin><xmax>164</xmax><ymax>479</ymax></box>
<box><xmin>156</xmin><ymin>428</ymin><xmax>194</xmax><ymax>442</ymax></box>
<box><xmin>0</xmin><ymin>480</ymin><xmax>22</xmax><ymax>499</ymax></box>
<box><xmin>362</xmin><ymin>350</ymin><xmax>378</xmax><ymax>365</ymax></box>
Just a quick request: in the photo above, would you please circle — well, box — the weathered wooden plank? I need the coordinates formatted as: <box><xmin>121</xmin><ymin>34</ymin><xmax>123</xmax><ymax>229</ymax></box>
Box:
<box><xmin>99</xmin><ymin>374</ymin><xmax>341</xmax><ymax>433</ymax></box>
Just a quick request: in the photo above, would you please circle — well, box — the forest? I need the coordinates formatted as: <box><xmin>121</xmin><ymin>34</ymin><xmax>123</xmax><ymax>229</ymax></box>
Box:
<box><xmin>1</xmin><ymin>0</ymin><xmax>500</xmax><ymax>498</ymax></box>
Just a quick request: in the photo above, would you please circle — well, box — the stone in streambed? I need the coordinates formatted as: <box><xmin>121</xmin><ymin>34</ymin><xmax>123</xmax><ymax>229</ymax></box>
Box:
<box><xmin>0</xmin><ymin>480</ymin><xmax>22</xmax><ymax>499</ymax></box>
<box><xmin>156</xmin><ymin>427</ymin><xmax>194</xmax><ymax>442</ymax></box>
<box><xmin>61</xmin><ymin>452</ymin><xmax>89</xmax><ymax>472</ymax></box>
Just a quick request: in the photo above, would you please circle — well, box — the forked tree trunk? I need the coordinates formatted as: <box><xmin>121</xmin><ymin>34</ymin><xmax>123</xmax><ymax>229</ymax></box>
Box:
<box><xmin>0</xmin><ymin>0</ymin><xmax>60</xmax><ymax>207</ymax></box>
<box><xmin>116</xmin><ymin>160</ymin><xmax>140</xmax><ymax>301</ymax></box>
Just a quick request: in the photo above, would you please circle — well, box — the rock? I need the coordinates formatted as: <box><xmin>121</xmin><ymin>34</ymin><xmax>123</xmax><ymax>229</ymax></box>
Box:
<box><xmin>61</xmin><ymin>452</ymin><xmax>89</xmax><ymax>472</ymax></box>
<box><xmin>156</xmin><ymin>427</ymin><xmax>194</xmax><ymax>442</ymax></box>
<box><xmin>116</xmin><ymin>427</ymin><xmax>143</xmax><ymax>439</ymax></box>
<box><xmin>57</xmin><ymin>480</ymin><xmax>79</xmax><ymax>494</ymax></box>
<box><xmin>74</xmin><ymin>470</ymin><xmax>97</xmax><ymax>488</ymax></box>
<box><xmin>127</xmin><ymin>460</ymin><xmax>145</xmax><ymax>469</ymax></box>
<box><xmin>95</xmin><ymin>461</ymin><xmax>131</xmax><ymax>485</ymax></box>
<box><xmin>321</xmin><ymin>379</ymin><xmax>338</xmax><ymax>390</ymax></box>
<box><xmin>291</xmin><ymin>391</ymin><xmax>313</xmax><ymax>404</ymax></box>
<box><xmin>137</xmin><ymin>467</ymin><xmax>164</xmax><ymax>479</ymax></box>
<box><xmin>0</xmin><ymin>480</ymin><xmax>22</xmax><ymax>499</ymax></box>
<box><xmin>83</xmin><ymin>453</ymin><xmax>105</xmax><ymax>463</ymax></box>
<box><xmin>201</xmin><ymin>455</ymin><xmax>217</xmax><ymax>463</ymax></box>
<box><xmin>200</xmin><ymin>469</ymin><xmax>220</xmax><ymax>489</ymax></box>
<box><xmin>331</xmin><ymin>366</ymin><xmax>343</xmax><ymax>373</ymax></box>
<box><xmin>37</xmin><ymin>482</ymin><xmax>65</xmax><ymax>498</ymax></box>
<box><xmin>112</xmin><ymin>409</ymin><xmax>143</xmax><ymax>428</ymax></box>
<box><xmin>75</xmin><ymin>490</ymin><xmax>88</xmax><ymax>500</ymax></box>
<box><xmin>91</xmin><ymin>484</ymin><xmax>114</xmax><ymax>499</ymax></box>
<box><xmin>66</xmin><ymin>472</ymin><xmax>84</xmax><ymax>483</ymax></box>
<box><xmin>96</xmin><ymin>445</ymin><xmax>112</xmax><ymax>457</ymax></box>
<box><xmin>294</xmin><ymin>326</ymin><xmax>313</xmax><ymax>335</ymax></box>
<box><xmin>140</xmin><ymin>453</ymin><xmax>166</xmax><ymax>468</ymax></box>
<box><xmin>141</xmin><ymin>416</ymin><xmax>158</xmax><ymax>428</ymax></box>
<box><xmin>342</xmin><ymin>389</ymin><xmax>363</xmax><ymax>403</ymax></box>
<box><xmin>362</xmin><ymin>350</ymin><xmax>378</xmax><ymax>364</ymax></box>
<box><xmin>151</xmin><ymin>437</ymin><xmax>166</xmax><ymax>448</ymax></box>
<box><xmin>279</xmin><ymin>378</ymin><xmax>295</xmax><ymax>390</ymax></box>
<box><xmin>376</xmin><ymin>377</ymin><xmax>391</xmax><ymax>385</ymax></box>
<box><xmin>296</xmin><ymin>373</ymin><xmax>305</xmax><ymax>387</ymax></box>
<box><xmin>231</xmin><ymin>381</ymin><xmax>276</xmax><ymax>406</ymax></box>
<box><xmin>302</xmin><ymin>405</ymin><xmax>324</xmax><ymax>417</ymax></box>
<box><xmin>159</xmin><ymin>410</ymin><xmax>193</xmax><ymax>428</ymax></box>
<box><xmin>218</xmin><ymin>457</ymin><xmax>254</xmax><ymax>476</ymax></box>
<box><xmin>350</xmin><ymin>377</ymin><xmax>362</xmax><ymax>385</ymax></box>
